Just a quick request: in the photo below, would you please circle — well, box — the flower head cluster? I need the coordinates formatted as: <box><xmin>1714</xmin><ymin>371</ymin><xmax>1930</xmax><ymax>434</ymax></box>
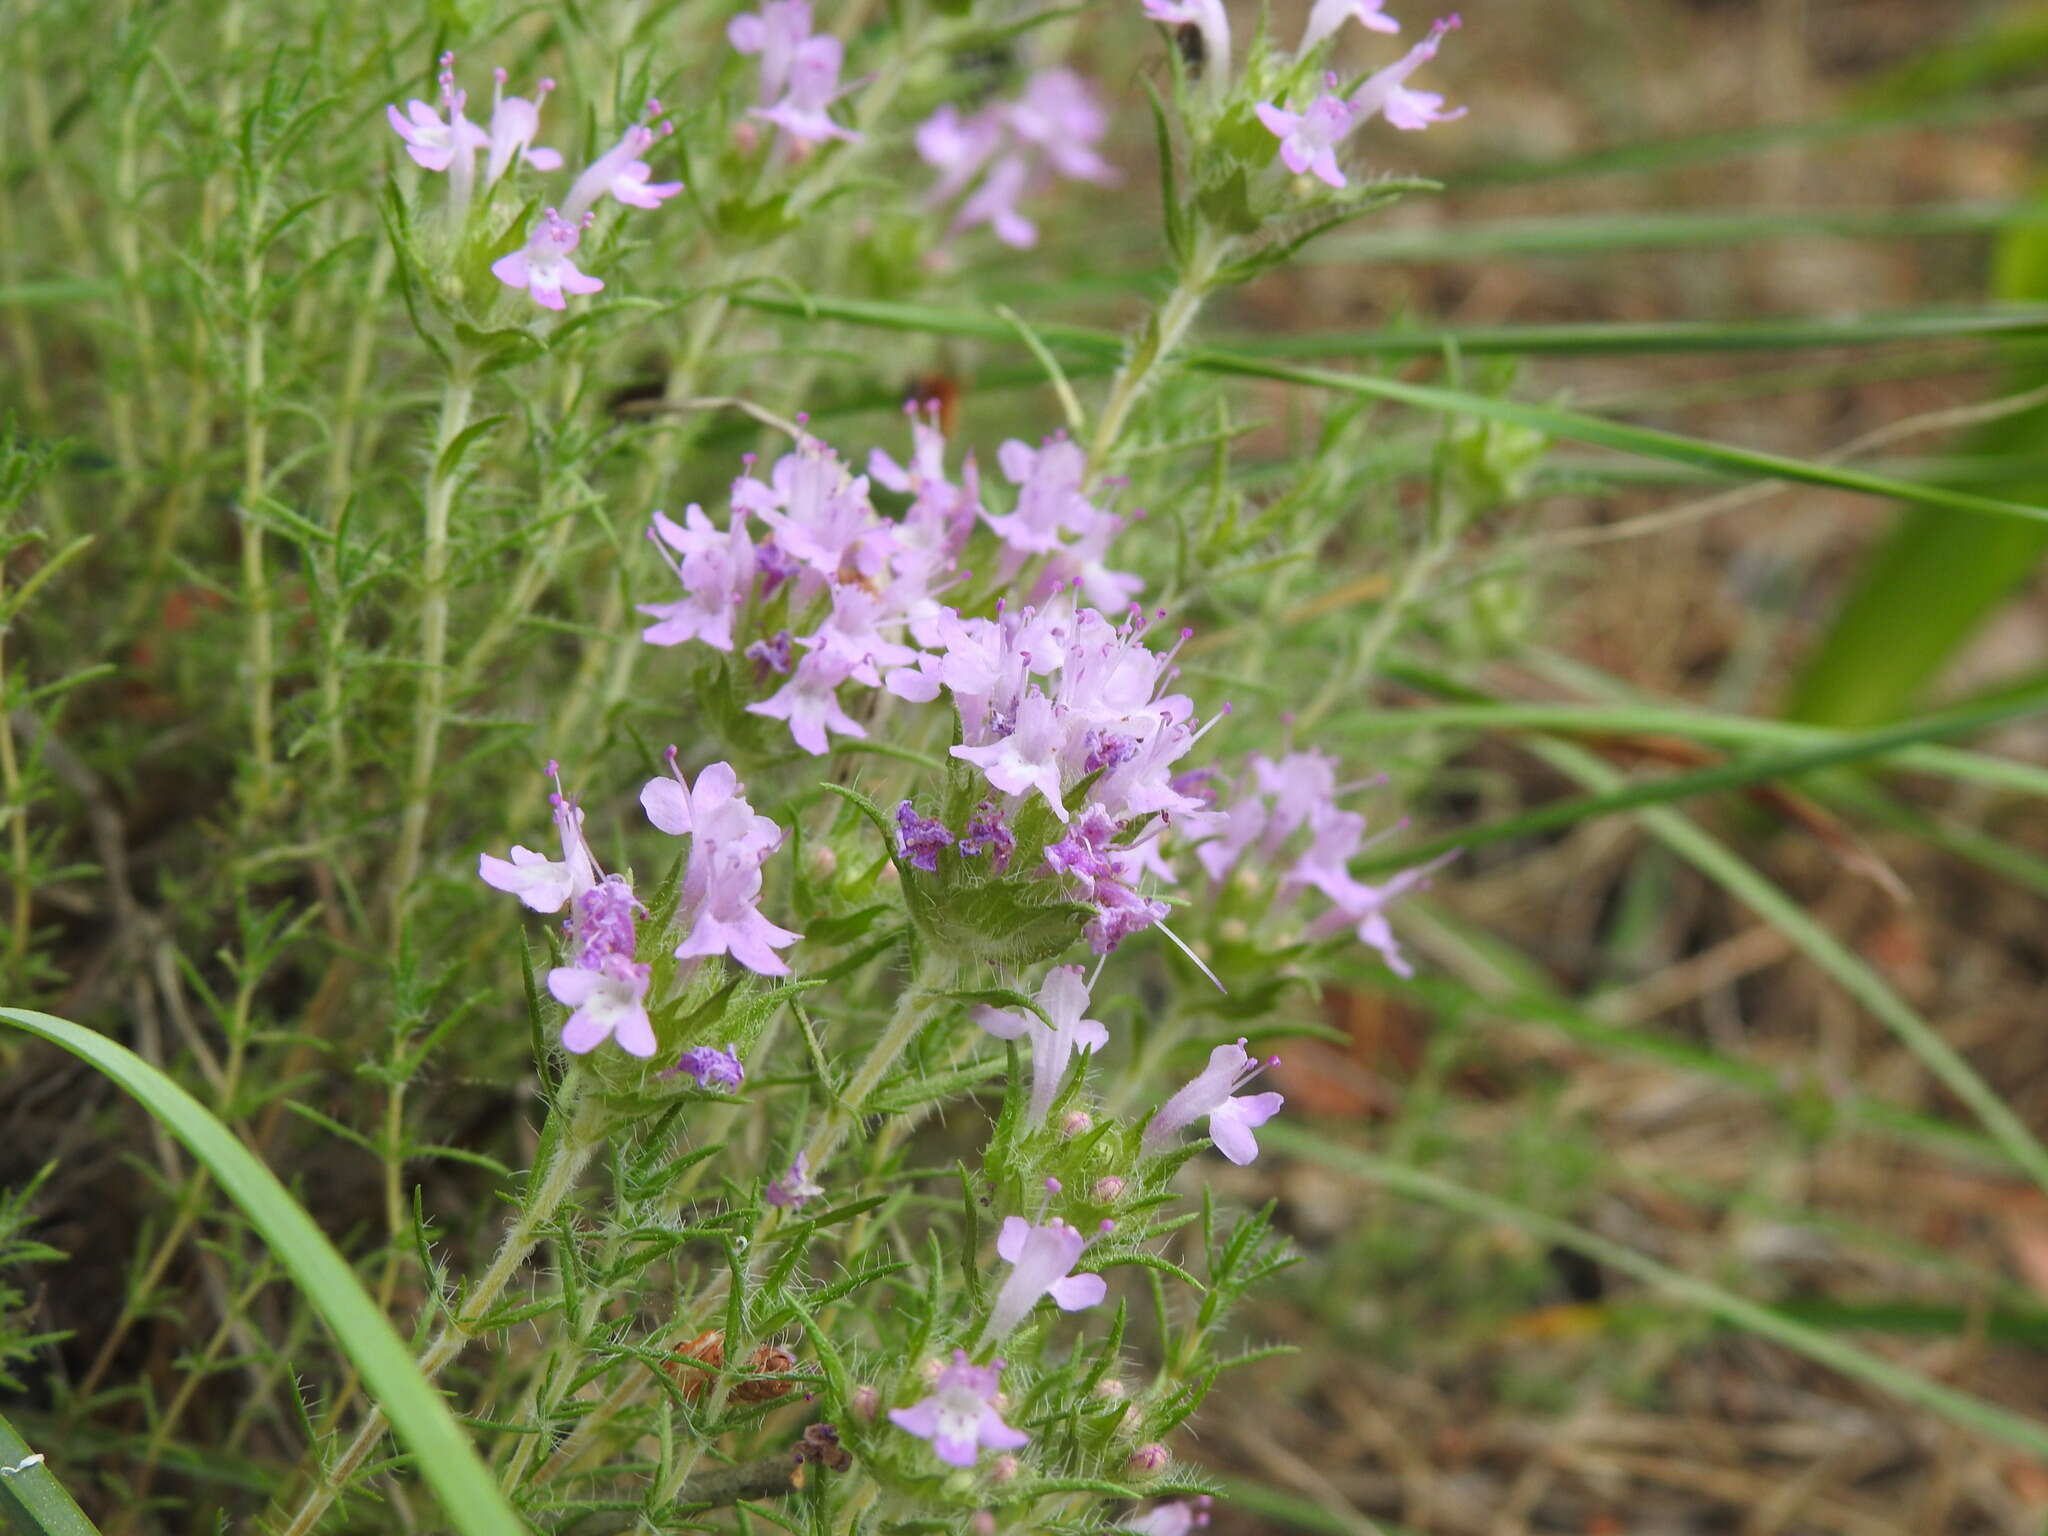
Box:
<box><xmin>730</xmin><ymin>0</ymin><xmax>861</xmax><ymax>148</ymax></box>
<box><xmin>641</xmin><ymin>752</ymin><xmax>802</xmax><ymax>975</ymax></box>
<box><xmin>887</xmin><ymin>1351</ymin><xmax>1029</xmax><ymax>1468</ymax></box>
<box><xmin>480</xmin><ymin>765</ymin><xmax>655</xmax><ymax>1056</ymax></box>
<box><xmin>916</xmin><ymin>69</ymin><xmax>1116</xmax><ymax>251</ymax></box>
<box><xmin>387</xmin><ymin>56</ymin><xmax>680</xmax><ymax>310</ymax></box>
<box><xmin>1256</xmin><ymin>16</ymin><xmax>1465</xmax><ymax>188</ymax></box>
<box><xmin>1192</xmin><ymin>749</ymin><xmax>1447</xmax><ymax>976</ymax></box>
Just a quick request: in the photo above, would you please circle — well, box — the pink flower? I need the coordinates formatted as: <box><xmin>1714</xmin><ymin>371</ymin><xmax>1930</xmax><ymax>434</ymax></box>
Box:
<box><xmin>483</xmin><ymin>71</ymin><xmax>563</xmax><ymax>186</ymax></box>
<box><xmin>1140</xmin><ymin>1038</ymin><xmax>1284</xmax><ymax>1165</ymax></box>
<box><xmin>955</xmin><ymin>153</ymin><xmax>1038</xmax><ymax>248</ymax></box>
<box><xmin>677</xmin><ymin>851</ymin><xmax>802</xmax><ymax>974</ymax></box>
<box><xmin>1300</xmin><ymin>0</ymin><xmax>1400</xmax><ymax>52</ymax></box>
<box><xmin>639</xmin><ymin>506</ymin><xmax>757</xmax><ymax>651</ymax></box>
<box><xmin>729</xmin><ymin>0</ymin><xmax>815</xmax><ymax>104</ymax></box>
<box><xmin>985</xmin><ymin>1215</ymin><xmax>1110</xmax><ymax>1341</ymax></box>
<box><xmin>916</xmin><ymin>103</ymin><xmax>1005</xmax><ymax>206</ymax></box>
<box><xmin>985</xmin><ymin>433</ymin><xmax>1101</xmax><ymax>555</ymax></box>
<box><xmin>548</xmin><ymin>879</ymin><xmax>655</xmax><ymax>1057</ymax></box>
<box><xmin>887</xmin><ymin>1352</ymin><xmax>1029</xmax><ymax>1468</ymax></box>
<box><xmin>1255</xmin><ymin>86</ymin><xmax>1357</xmax><ymax>189</ymax></box>
<box><xmin>952</xmin><ymin>690</ymin><xmax>1069</xmax><ymax>819</ymax></box>
<box><xmin>479</xmin><ymin>770</ymin><xmax>598</xmax><ymax>912</ymax></box>
<box><xmin>563</xmin><ymin>108</ymin><xmax>681</xmax><ymax>219</ymax></box>
<box><xmin>1121</xmin><ymin>1497</ymin><xmax>1215</xmax><ymax>1536</ymax></box>
<box><xmin>491</xmin><ymin>209</ymin><xmax>604</xmax><ymax>311</ymax></box>
<box><xmin>757</xmin><ymin>34</ymin><xmax>862</xmax><ymax>147</ymax></box>
<box><xmin>1349</xmin><ymin>14</ymin><xmax>1466</xmax><ymax>131</ymax></box>
<box><xmin>747</xmin><ymin>648</ymin><xmax>868</xmax><ymax>755</ymax></box>
<box><xmin>975</xmin><ymin>965</ymin><xmax>1110</xmax><ymax>1124</ymax></box>
<box><xmin>387</xmin><ymin>55</ymin><xmax>490</xmax><ymax>175</ymax></box>
<box><xmin>766</xmin><ymin>1151</ymin><xmax>825</xmax><ymax>1209</ymax></box>
<box><xmin>1006</xmin><ymin>68</ymin><xmax>1118</xmax><ymax>185</ymax></box>
<box><xmin>735</xmin><ymin>438</ymin><xmax>884</xmax><ymax>585</ymax></box>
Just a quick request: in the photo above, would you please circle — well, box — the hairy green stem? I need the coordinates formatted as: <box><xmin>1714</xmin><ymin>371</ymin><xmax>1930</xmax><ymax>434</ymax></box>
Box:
<box><xmin>238</xmin><ymin>211</ymin><xmax>276</xmax><ymax>812</ymax></box>
<box><xmin>386</xmin><ymin>359</ymin><xmax>478</xmax><ymax>929</ymax></box>
<box><xmin>1086</xmin><ymin>244</ymin><xmax>1223</xmax><ymax>473</ymax></box>
<box><xmin>275</xmin><ymin>1090</ymin><xmax>599</xmax><ymax>1536</ymax></box>
<box><xmin>799</xmin><ymin>973</ymin><xmax>950</xmax><ymax>1177</ymax></box>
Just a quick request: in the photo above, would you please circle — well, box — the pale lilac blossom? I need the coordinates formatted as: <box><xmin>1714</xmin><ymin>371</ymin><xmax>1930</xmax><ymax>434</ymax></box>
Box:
<box><xmin>491</xmin><ymin>208</ymin><xmax>604</xmax><ymax>310</ymax></box>
<box><xmin>386</xmin><ymin>54</ymin><xmax>489</xmax><ymax>174</ymax></box>
<box><xmin>1141</xmin><ymin>1038</ymin><xmax>1284</xmax><ymax>1165</ymax></box>
<box><xmin>974</xmin><ymin>965</ymin><xmax>1109</xmax><ymax>1123</ymax></box>
<box><xmin>1120</xmin><ymin>1497</ymin><xmax>1215</xmax><ymax>1536</ymax></box>
<box><xmin>640</xmin><ymin>506</ymin><xmax>757</xmax><ymax>650</ymax></box>
<box><xmin>1256</xmin><ymin>83</ymin><xmax>1357</xmax><ymax>189</ymax></box>
<box><xmin>677</xmin><ymin>852</ymin><xmax>802</xmax><ymax>974</ymax></box>
<box><xmin>641</xmin><ymin>754</ymin><xmax>800</xmax><ymax>975</ymax></box>
<box><xmin>483</xmin><ymin>71</ymin><xmax>563</xmax><ymax>186</ymax></box>
<box><xmin>1300</xmin><ymin>0</ymin><xmax>1400</xmax><ymax>52</ymax></box>
<box><xmin>757</xmin><ymin>34</ymin><xmax>863</xmax><ymax>147</ymax></box>
<box><xmin>952</xmin><ymin>690</ymin><xmax>1069</xmax><ymax>819</ymax></box>
<box><xmin>729</xmin><ymin>0</ymin><xmax>814</xmax><ymax>103</ymax></box>
<box><xmin>887</xmin><ymin>1352</ymin><xmax>1029</xmax><ymax>1468</ymax></box>
<box><xmin>1349</xmin><ymin>15</ymin><xmax>1466</xmax><ymax>130</ymax></box>
<box><xmin>983</xmin><ymin>1215</ymin><xmax>1110</xmax><ymax>1341</ymax></box>
<box><xmin>748</xmin><ymin>648</ymin><xmax>869</xmax><ymax>756</ymax></box>
<box><xmin>479</xmin><ymin>767</ymin><xmax>598</xmax><ymax>912</ymax></box>
<box><xmin>1006</xmin><ymin>68</ymin><xmax>1119</xmax><ymax>185</ymax></box>
<box><xmin>563</xmin><ymin>105</ymin><xmax>681</xmax><ymax>219</ymax></box>
<box><xmin>916</xmin><ymin>71</ymin><xmax>1113</xmax><ymax>252</ymax></box>
<box><xmin>549</xmin><ymin>876</ymin><xmax>656</xmax><ymax>1057</ymax></box>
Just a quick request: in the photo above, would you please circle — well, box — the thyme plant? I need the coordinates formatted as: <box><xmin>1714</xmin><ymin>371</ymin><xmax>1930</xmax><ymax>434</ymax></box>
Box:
<box><xmin>3</xmin><ymin>0</ymin><xmax>1480</xmax><ymax>1529</ymax></box>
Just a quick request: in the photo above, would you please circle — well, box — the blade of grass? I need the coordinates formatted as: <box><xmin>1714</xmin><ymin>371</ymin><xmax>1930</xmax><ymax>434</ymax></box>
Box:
<box><xmin>0</xmin><ymin>1405</ymin><xmax>100</xmax><ymax>1536</ymax></box>
<box><xmin>1339</xmin><ymin>696</ymin><xmax>2048</xmax><ymax>799</ymax></box>
<box><xmin>733</xmin><ymin>291</ymin><xmax>2048</xmax><ymax>528</ymax></box>
<box><xmin>1263</xmin><ymin>1122</ymin><xmax>2048</xmax><ymax>1462</ymax></box>
<box><xmin>1349</xmin><ymin>684</ymin><xmax>2048</xmax><ymax>874</ymax></box>
<box><xmin>0</xmin><ymin>1008</ymin><xmax>527</xmax><ymax>1536</ymax></box>
<box><xmin>1303</xmin><ymin>202</ymin><xmax>2048</xmax><ymax>265</ymax></box>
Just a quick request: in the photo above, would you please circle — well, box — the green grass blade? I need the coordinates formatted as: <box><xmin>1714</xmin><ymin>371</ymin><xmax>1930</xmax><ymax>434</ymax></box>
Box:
<box><xmin>0</xmin><ymin>1405</ymin><xmax>101</xmax><ymax>1536</ymax></box>
<box><xmin>1304</xmin><ymin>203</ymin><xmax>2048</xmax><ymax>265</ymax></box>
<box><xmin>1336</xmin><ymin>697</ymin><xmax>2048</xmax><ymax>798</ymax></box>
<box><xmin>1787</xmin><ymin>182</ymin><xmax>2048</xmax><ymax>727</ymax></box>
<box><xmin>1352</xmin><ymin>684</ymin><xmax>2048</xmax><ymax>873</ymax></box>
<box><xmin>0</xmin><ymin>1008</ymin><xmax>526</xmax><ymax>1536</ymax></box>
<box><xmin>1263</xmin><ymin>1122</ymin><xmax>2048</xmax><ymax>1462</ymax></box>
<box><xmin>732</xmin><ymin>291</ymin><xmax>2048</xmax><ymax>528</ymax></box>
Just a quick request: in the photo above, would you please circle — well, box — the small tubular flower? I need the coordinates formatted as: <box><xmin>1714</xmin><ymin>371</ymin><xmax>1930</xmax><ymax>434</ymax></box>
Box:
<box><xmin>491</xmin><ymin>208</ymin><xmax>604</xmax><ymax>310</ymax></box>
<box><xmin>483</xmin><ymin>71</ymin><xmax>562</xmax><ymax>186</ymax></box>
<box><xmin>668</xmin><ymin>1041</ymin><xmax>746</xmax><ymax>1090</ymax></box>
<box><xmin>641</xmin><ymin>754</ymin><xmax>801</xmax><ymax>976</ymax></box>
<box><xmin>895</xmin><ymin>800</ymin><xmax>954</xmax><ymax>873</ymax></box>
<box><xmin>387</xmin><ymin>54</ymin><xmax>489</xmax><ymax>174</ymax></box>
<box><xmin>757</xmin><ymin>34</ymin><xmax>862</xmax><ymax>147</ymax></box>
<box><xmin>549</xmin><ymin>876</ymin><xmax>655</xmax><ymax>1057</ymax></box>
<box><xmin>1299</xmin><ymin>0</ymin><xmax>1399</xmax><ymax>53</ymax></box>
<box><xmin>951</xmin><ymin>690</ymin><xmax>1068</xmax><ymax>819</ymax></box>
<box><xmin>887</xmin><ymin>1352</ymin><xmax>1029</xmax><ymax>1468</ymax></box>
<box><xmin>974</xmin><ymin>965</ymin><xmax>1109</xmax><ymax>1123</ymax></box>
<box><xmin>766</xmin><ymin>1151</ymin><xmax>824</xmax><ymax>1209</ymax></box>
<box><xmin>1141</xmin><ymin>1038</ymin><xmax>1285</xmax><ymax>1165</ymax></box>
<box><xmin>1120</xmin><ymin>1497</ymin><xmax>1215</xmax><ymax>1536</ymax></box>
<box><xmin>479</xmin><ymin>767</ymin><xmax>598</xmax><ymax>912</ymax></box>
<box><xmin>729</xmin><ymin>0</ymin><xmax>814</xmax><ymax>103</ymax></box>
<box><xmin>1255</xmin><ymin>84</ymin><xmax>1357</xmax><ymax>189</ymax></box>
<box><xmin>639</xmin><ymin>506</ymin><xmax>756</xmax><ymax>651</ymax></box>
<box><xmin>983</xmin><ymin>1215</ymin><xmax>1110</xmax><ymax>1341</ymax></box>
<box><xmin>1349</xmin><ymin>14</ymin><xmax>1466</xmax><ymax>130</ymax></box>
<box><xmin>747</xmin><ymin>648</ymin><xmax>868</xmax><ymax>756</ymax></box>
<box><xmin>563</xmin><ymin>104</ymin><xmax>681</xmax><ymax>219</ymax></box>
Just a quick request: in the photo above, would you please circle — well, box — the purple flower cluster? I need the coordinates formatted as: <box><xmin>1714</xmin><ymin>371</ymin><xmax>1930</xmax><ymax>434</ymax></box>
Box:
<box><xmin>916</xmin><ymin>69</ymin><xmax>1116</xmax><ymax>251</ymax></box>
<box><xmin>729</xmin><ymin>0</ymin><xmax>861</xmax><ymax>149</ymax></box>
<box><xmin>387</xmin><ymin>55</ymin><xmax>680</xmax><ymax>310</ymax></box>
<box><xmin>1257</xmin><ymin>16</ymin><xmax>1466</xmax><ymax>189</ymax></box>
<box><xmin>1191</xmin><ymin>750</ymin><xmax>1448</xmax><ymax>976</ymax></box>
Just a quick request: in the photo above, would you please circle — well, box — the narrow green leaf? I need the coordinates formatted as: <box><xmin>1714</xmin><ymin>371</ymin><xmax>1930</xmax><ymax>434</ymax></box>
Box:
<box><xmin>0</xmin><ymin>1009</ymin><xmax>526</xmax><ymax>1536</ymax></box>
<box><xmin>0</xmin><ymin>1405</ymin><xmax>100</xmax><ymax>1536</ymax></box>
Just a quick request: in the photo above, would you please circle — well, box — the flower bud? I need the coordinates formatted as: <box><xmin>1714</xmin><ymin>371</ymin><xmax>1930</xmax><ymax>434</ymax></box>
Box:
<box><xmin>850</xmin><ymin>1384</ymin><xmax>879</xmax><ymax>1422</ymax></box>
<box><xmin>806</xmin><ymin>843</ymin><xmax>838</xmax><ymax>880</ymax></box>
<box><xmin>1128</xmin><ymin>1443</ymin><xmax>1171</xmax><ymax>1474</ymax></box>
<box><xmin>969</xmin><ymin>1514</ymin><xmax>997</xmax><ymax>1536</ymax></box>
<box><xmin>1093</xmin><ymin>1376</ymin><xmax>1126</xmax><ymax>1403</ymax></box>
<box><xmin>1092</xmin><ymin>1175</ymin><xmax>1126</xmax><ymax>1202</ymax></box>
<box><xmin>989</xmin><ymin>1454</ymin><xmax>1020</xmax><ymax>1485</ymax></box>
<box><xmin>1061</xmin><ymin>1109</ymin><xmax>1093</xmax><ymax>1136</ymax></box>
<box><xmin>919</xmin><ymin>1357</ymin><xmax>945</xmax><ymax>1385</ymax></box>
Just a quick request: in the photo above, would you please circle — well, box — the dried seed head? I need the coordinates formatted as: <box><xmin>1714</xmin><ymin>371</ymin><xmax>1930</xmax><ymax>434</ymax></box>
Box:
<box><xmin>734</xmin><ymin>1342</ymin><xmax>799</xmax><ymax>1403</ymax></box>
<box><xmin>662</xmin><ymin>1330</ymin><xmax>725</xmax><ymax>1399</ymax></box>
